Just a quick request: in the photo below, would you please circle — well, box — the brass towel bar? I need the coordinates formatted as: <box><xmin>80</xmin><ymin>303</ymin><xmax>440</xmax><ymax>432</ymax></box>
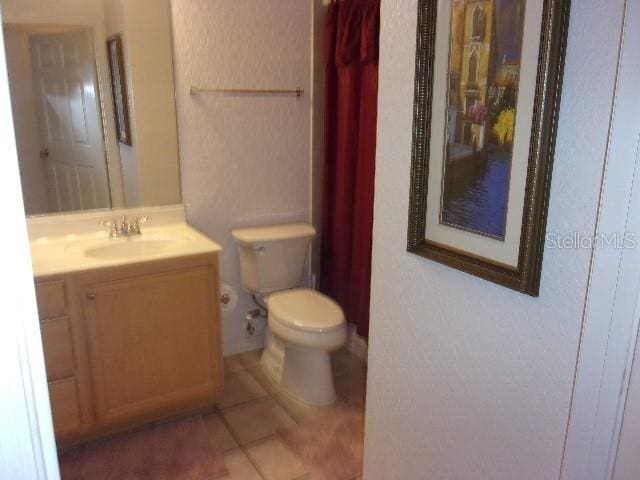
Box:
<box><xmin>189</xmin><ymin>86</ymin><xmax>304</xmax><ymax>97</ymax></box>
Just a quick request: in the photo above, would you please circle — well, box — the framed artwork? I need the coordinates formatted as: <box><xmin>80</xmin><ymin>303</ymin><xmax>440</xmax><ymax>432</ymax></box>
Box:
<box><xmin>107</xmin><ymin>35</ymin><xmax>132</xmax><ymax>145</ymax></box>
<box><xmin>407</xmin><ymin>0</ymin><xmax>570</xmax><ymax>296</ymax></box>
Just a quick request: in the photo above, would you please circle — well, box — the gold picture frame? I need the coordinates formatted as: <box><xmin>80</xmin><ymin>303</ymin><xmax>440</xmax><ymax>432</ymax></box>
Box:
<box><xmin>407</xmin><ymin>0</ymin><xmax>571</xmax><ymax>295</ymax></box>
<box><xmin>107</xmin><ymin>35</ymin><xmax>132</xmax><ymax>146</ymax></box>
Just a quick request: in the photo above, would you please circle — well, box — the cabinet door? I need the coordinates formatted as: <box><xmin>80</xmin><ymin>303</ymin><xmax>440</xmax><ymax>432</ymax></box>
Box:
<box><xmin>84</xmin><ymin>266</ymin><xmax>221</xmax><ymax>424</ymax></box>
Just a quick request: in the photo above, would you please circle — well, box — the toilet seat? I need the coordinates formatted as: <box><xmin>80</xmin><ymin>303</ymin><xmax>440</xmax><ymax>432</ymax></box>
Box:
<box><xmin>268</xmin><ymin>289</ymin><xmax>344</xmax><ymax>333</ymax></box>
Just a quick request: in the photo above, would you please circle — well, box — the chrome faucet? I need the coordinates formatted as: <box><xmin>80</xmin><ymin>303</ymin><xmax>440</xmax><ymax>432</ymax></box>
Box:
<box><xmin>100</xmin><ymin>215</ymin><xmax>151</xmax><ymax>239</ymax></box>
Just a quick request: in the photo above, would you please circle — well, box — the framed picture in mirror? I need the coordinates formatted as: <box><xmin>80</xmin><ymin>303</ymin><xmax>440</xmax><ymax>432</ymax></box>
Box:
<box><xmin>107</xmin><ymin>35</ymin><xmax>132</xmax><ymax>146</ymax></box>
<box><xmin>407</xmin><ymin>0</ymin><xmax>571</xmax><ymax>296</ymax></box>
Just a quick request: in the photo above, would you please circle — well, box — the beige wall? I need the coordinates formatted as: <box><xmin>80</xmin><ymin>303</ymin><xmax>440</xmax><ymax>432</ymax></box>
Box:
<box><xmin>364</xmin><ymin>0</ymin><xmax>626</xmax><ymax>479</ymax></box>
<box><xmin>101</xmin><ymin>0</ymin><xmax>141</xmax><ymax>206</ymax></box>
<box><xmin>102</xmin><ymin>0</ymin><xmax>181</xmax><ymax>207</ymax></box>
<box><xmin>102</xmin><ymin>0</ymin><xmax>140</xmax><ymax>206</ymax></box>
<box><xmin>124</xmin><ymin>0</ymin><xmax>180</xmax><ymax>206</ymax></box>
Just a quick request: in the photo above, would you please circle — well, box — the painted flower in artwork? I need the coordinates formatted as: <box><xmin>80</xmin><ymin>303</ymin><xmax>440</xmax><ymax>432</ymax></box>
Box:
<box><xmin>493</xmin><ymin>108</ymin><xmax>516</xmax><ymax>146</ymax></box>
<box><xmin>466</xmin><ymin>103</ymin><xmax>488</xmax><ymax>124</ymax></box>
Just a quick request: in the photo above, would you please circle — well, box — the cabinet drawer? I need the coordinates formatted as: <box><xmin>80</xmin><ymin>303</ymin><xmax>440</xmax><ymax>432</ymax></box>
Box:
<box><xmin>49</xmin><ymin>378</ymin><xmax>81</xmax><ymax>436</ymax></box>
<box><xmin>40</xmin><ymin>317</ymin><xmax>75</xmax><ymax>380</ymax></box>
<box><xmin>35</xmin><ymin>281</ymin><xmax>67</xmax><ymax>318</ymax></box>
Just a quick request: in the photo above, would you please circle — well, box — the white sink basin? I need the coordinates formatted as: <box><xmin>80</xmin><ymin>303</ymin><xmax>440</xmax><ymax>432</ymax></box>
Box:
<box><xmin>84</xmin><ymin>239</ymin><xmax>180</xmax><ymax>259</ymax></box>
<box><xmin>29</xmin><ymin>223</ymin><xmax>221</xmax><ymax>276</ymax></box>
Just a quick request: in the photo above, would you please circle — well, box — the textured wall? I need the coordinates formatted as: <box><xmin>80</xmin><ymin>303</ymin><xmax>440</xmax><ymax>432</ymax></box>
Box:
<box><xmin>364</xmin><ymin>1</ymin><xmax>624</xmax><ymax>479</ymax></box>
<box><xmin>171</xmin><ymin>0</ymin><xmax>313</xmax><ymax>354</ymax></box>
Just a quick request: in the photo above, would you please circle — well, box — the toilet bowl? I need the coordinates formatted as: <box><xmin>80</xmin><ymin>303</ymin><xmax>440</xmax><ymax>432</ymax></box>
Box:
<box><xmin>266</xmin><ymin>289</ymin><xmax>347</xmax><ymax>405</ymax></box>
<box><xmin>231</xmin><ymin>223</ymin><xmax>347</xmax><ymax>406</ymax></box>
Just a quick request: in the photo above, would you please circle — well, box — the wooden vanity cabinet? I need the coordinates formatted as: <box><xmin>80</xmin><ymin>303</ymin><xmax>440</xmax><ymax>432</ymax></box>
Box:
<box><xmin>35</xmin><ymin>280</ymin><xmax>85</xmax><ymax>440</ymax></box>
<box><xmin>35</xmin><ymin>253</ymin><xmax>223</xmax><ymax>445</ymax></box>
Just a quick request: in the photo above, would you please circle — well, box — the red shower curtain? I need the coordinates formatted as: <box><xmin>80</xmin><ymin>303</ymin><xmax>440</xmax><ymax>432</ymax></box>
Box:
<box><xmin>321</xmin><ymin>0</ymin><xmax>380</xmax><ymax>339</ymax></box>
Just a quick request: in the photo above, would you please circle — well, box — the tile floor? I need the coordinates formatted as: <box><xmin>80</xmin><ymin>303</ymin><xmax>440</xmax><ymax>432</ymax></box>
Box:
<box><xmin>209</xmin><ymin>348</ymin><xmax>367</xmax><ymax>480</ymax></box>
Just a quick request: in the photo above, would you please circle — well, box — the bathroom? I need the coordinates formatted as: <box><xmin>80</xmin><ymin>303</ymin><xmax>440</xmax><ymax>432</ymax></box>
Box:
<box><xmin>1</xmin><ymin>1</ymin><xmax>640</xmax><ymax>480</ymax></box>
<box><xmin>2</xmin><ymin>0</ymin><xmax>369</xmax><ymax>478</ymax></box>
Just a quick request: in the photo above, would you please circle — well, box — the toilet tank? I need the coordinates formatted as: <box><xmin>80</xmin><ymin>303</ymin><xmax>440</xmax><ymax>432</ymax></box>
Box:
<box><xmin>232</xmin><ymin>223</ymin><xmax>316</xmax><ymax>294</ymax></box>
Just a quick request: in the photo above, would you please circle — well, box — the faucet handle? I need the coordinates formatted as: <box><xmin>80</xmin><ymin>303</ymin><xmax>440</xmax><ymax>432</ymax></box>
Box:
<box><xmin>100</xmin><ymin>218</ymin><xmax>120</xmax><ymax>239</ymax></box>
<box><xmin>129</xmin><ymin>216</ymin><xmax>150</xmax><ymax>234</ymax></box>
<box><xmin>130</xmin><ymin>217</ymin><xmax>141</xmax><ymax>234</ymax></box>
<box><xmin>136</xmin><ymin>216</ymin><xmax>150</xmax><ymax>233</ymax></box>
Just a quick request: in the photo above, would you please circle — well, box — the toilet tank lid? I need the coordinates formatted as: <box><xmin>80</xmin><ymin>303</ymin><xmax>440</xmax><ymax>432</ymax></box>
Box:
<box><xmin>232</xmin><ymin>223</ymin><xmax>316</xmax><ymax>245</ymax></box>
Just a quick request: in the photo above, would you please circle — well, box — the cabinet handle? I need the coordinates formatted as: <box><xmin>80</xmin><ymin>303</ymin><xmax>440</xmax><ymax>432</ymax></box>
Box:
<box><xmin>86</xmin><ymin>292</ymin><xmax>96</xmax><ymax>300</ymax></box>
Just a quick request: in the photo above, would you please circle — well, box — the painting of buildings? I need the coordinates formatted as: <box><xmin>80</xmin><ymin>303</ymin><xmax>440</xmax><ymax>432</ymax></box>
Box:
<box><xmin>440</xmin><ymin>0</ymin><xmax>526</xmax><ymax>240</ymax></box>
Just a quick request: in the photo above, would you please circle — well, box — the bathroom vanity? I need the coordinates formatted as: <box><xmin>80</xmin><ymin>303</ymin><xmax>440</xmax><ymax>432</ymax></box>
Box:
<box><xmin>3</xmin><ymin>0</ymin><xmax>225</xmax><ymax>449</ymax></box>
<box><xmin>29</xmin><ymin>208</ymin><xmax>223</xmax><ymax>445</ymax></box>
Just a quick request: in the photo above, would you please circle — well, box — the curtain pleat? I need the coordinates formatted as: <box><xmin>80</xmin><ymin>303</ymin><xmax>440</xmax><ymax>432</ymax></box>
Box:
<box><xmin>321</xmin><ymin>0</ymin><xmax>380</xmax><ymax>338</ymax></box>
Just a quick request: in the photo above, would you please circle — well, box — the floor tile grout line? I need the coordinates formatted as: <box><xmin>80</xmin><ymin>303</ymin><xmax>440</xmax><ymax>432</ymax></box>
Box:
<box><xmin>219</xmin><ymin>392</ymin><xmax>296</xmax><ymax>428</ymax></box>
<box><xmin>218</xmin><ymin>356</ymin><xmax>267</xmax><ymax>478</ymax></box>
<box><xmin>217</xmin><ymin>389</ymin><xmax>309</xmax><ymax>479</ymax></box>
<box><xmin>218</xmin><ymin>390</ymin><xmax>271</xmax><ymax>413</ymax></box>
<box><xmin>215</xmin><ymin>374</ymin><xmax>303</xmax><ymax>480</ymax></box>
<box><xmin>267</xmin><ymin>391</ymin><xmax>308</xmax><ymax>424</ymax></box>
<box><xmin>221</xmin><ymin>349</ymin><xmax>366</xmax><ymax>479</ymax></box>
<box><xmin>219</xmin><ymin>415</ymin><xmax>309</xmax><ymax>480</ymax></box>
<box><xmin>227</xmin><ymin>351</ymin><xmax>366</xmax><ymax>421</ymax></box>
<box><xmin>216</xmin><ymin>405</ymin><xmax>269</xmax><ymax>480</ymax></box>
<box><xmin>232</xmin><ymin>362</ymin><xmax>308</xmax><ymax>425</ymax></box>
<box><xmin>243</xmin><ymin>365</ymin><xmax>280</xmax><ymax>395</ymax></box>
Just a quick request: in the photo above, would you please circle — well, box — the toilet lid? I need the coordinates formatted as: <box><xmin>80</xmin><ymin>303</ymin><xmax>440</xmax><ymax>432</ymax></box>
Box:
<box><xmin>268</xmin><ymin>289</ymin><xmax>345</xmax><ymax>333</ymax></box>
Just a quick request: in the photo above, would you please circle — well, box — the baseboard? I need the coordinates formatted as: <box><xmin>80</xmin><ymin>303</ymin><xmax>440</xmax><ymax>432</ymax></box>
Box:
<box><xmin>223</xmin><ymin>334</ymin><xmax>265</xmax><ymax>357</ymax></box>
<box><xmin>223</xmin><ymin>327</ymin><xmax>367</xmax><ymax>361</ymax></box>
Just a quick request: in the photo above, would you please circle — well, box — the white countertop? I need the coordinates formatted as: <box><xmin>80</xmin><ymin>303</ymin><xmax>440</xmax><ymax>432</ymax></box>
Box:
<box><xmin>30</xmin><ymin>224</ymin><xmax>221</xmax><ymax>278</ymax></box>
<box><xmin>27</xmin><ymin>206</ymin><xmax>221</xmax><ymax>277</ymax></box>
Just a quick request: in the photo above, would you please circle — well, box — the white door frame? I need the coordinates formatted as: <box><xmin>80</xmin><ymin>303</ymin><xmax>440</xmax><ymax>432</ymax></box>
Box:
<box><xmin>0</xmin><ymin>8</ymin><xmax>60</xmax><ymax>480</ymax></box>
<box><xmin>561</xmin><ymin>0</ymin><xmax>640</xmax><ymax>478</ymax></box>
<box><xmin>613</xmin><ymin>295</ymin><xmax>640</xmax><ymax>479</ymax></box>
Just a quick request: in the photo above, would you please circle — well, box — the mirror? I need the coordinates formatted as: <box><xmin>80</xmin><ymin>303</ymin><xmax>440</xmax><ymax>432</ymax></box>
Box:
<box><xmin>1</xmin><ymin>0</ymin><xmax>182</xmax><ymax>216</ymax></box>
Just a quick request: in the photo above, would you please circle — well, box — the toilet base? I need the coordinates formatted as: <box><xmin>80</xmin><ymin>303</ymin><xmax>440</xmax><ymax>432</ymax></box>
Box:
<box><xmin>280</xmin><ymin>343</ymin><xmax>337</xmax><ymax>406</ymax></box>
<box><xmin>261</xmin><ymin>331</ymin><xmax>338</xmax><ymax>406</ymax></box>
<box><xmin>260</xmin><ymin>329</ymin><xmax>285</xmax><ymax>383</ymax></box>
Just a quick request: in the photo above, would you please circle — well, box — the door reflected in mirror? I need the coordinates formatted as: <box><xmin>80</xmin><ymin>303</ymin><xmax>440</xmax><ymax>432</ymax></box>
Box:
<box><xmin>1</xmin><ymin>0</ymin><xmax>182</xmax><ymax>216</ymax></box>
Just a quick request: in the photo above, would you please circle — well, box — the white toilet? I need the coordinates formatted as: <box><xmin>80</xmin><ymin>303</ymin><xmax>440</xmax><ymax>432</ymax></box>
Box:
<box><xmin>232</xmin><ymin>223</ymin><xmax>347</xmax><ymax>406</ymax></box>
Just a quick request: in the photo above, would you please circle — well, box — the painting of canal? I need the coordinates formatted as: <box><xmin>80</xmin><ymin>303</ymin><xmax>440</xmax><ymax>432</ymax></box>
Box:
<box><xmin>440</xmin><ymin>0</ymin><xmax>526</xmax><ymax>240</ymax></box>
